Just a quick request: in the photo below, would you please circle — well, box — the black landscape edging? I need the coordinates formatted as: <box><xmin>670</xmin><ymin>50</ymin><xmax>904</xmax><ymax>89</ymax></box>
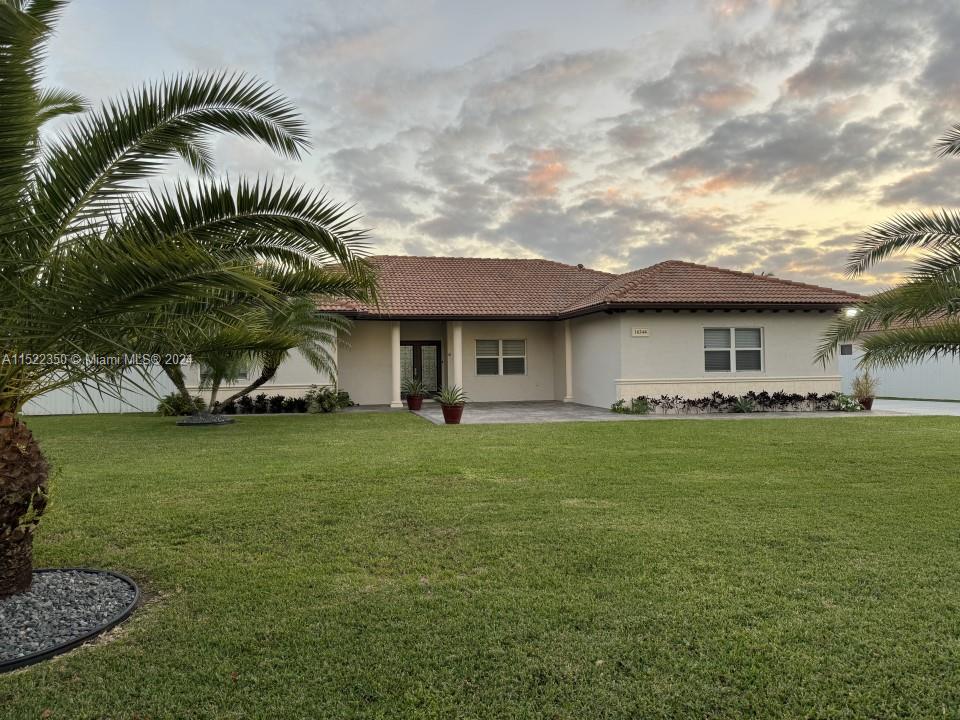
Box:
<box><xmin>0</xmin><ymin>568</ymin><xmax>140</xmax><ymax>673</ymax></box>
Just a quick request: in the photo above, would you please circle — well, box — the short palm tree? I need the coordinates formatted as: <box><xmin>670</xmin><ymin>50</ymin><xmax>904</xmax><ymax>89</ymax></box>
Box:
<box><xmin>818</xmin><ymin>125</ymin><xmax>960</xmax><ymax>367</ymax></box>
<box><xmin>0</xmin><ymin>0</ymin><xmax>375</xmax><ymax>595</ymax></box>
<box><xmin>183</xmin><ymin>296</ymin><xmax>349</xmax><ymax>412</ymax></box>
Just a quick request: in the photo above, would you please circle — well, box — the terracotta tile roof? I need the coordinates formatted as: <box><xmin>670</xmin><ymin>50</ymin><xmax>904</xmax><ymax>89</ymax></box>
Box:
<box><xmin>562</xmin><ymin>260</ymin><xmax>863</xmax><ymax>313</ymax></box>
<box><xmin>317</xmin><ymin>256</ymin><xmax>860</xmax><ymax>318</ymax></box>
<box><xmin>317</xmin><ymin>255</ymin><xmax>614</xmax><ymax>318</ymax></box>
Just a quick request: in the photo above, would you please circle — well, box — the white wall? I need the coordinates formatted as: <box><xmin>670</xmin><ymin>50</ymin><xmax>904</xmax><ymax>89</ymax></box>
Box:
<box><xmin>841</xmin><ymin>345</ymin><xmax>960</xmax><ymax>401</ymax></box>
<box><xmin>21</xmin><ymin>370</ymin><xmax>175</xmax><ymax>416</ymax></box>
<box><xmin>569</xmin><ymin>314</ymin><xmax>621</xmax><ymax>408</ymax></box>
<box><xmin>611</xmin><ymin>311</ymin><xmax>840</xmax><ymax>402</ymax></box>
<box><xmin>186</xmin><ymin>346</ymin><xmax>336</xmax><ymax>404</ymax></box>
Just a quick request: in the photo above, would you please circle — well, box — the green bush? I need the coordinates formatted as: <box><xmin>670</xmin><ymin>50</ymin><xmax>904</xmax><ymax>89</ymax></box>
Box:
<box><xmin>630</xmin><ymin>397</ymin><xmax>652</xmax><ymax>415</ymax></box>
<box><xmin>610</xmin><ymin>396</ymin><xmax>651</xmax><ymax>415</ymax></box>
<box><xmin>732</xmin><ymin>396</ymin><xmax>756</xmax><ymax>413</ymax></box>
<box><xmin>253</xmin><ymin>393</ymin><xmax>269</xmax><ymax>414</ymax></box>
<box><xmin>157</xmin><ymin>393</ymin><xmax>206</xmax><ymax>417</ymax></box>
<box><xmin>834</xmin><ymin>393</ymin><xmax>864</xmax><ymax>412</ymax></box>
<box><xmin>305</xmin><ymin>386</ymin><xmax>354</xmax><ymax>413</ymax></box>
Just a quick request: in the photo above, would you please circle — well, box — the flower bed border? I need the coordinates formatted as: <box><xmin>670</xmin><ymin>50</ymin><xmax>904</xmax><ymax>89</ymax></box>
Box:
<box><xmin>0</xmin><ymin>568</ymin><xmax>139</xmax><ymax>673</ymax></box>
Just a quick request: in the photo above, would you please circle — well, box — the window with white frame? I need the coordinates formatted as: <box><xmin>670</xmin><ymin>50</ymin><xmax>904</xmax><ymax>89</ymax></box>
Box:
<box><xmin>475</xmin><ymin>339</ymin><xmax>526</xmax><ymax>375</ymax></box>
<box><xmin>704</xmin><ymin>328</ymin><xmax>763</xmax><ymax>372</ymax></box>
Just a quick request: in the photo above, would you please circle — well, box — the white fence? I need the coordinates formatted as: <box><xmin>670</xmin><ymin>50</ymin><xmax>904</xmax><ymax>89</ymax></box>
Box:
<box><xmin>20</xmin><ymin>371</ymin><xmax>175</xmax><ymax>416</ymax></box>
<box><xmin>840</xmin><ymin>346</ymin><xmax>960</xmax><ymax>401</ymax></box>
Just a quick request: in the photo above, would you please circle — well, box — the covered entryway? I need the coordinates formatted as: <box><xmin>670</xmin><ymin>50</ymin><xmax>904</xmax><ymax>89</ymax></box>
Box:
<box><xmin>401</xmin><ymin>341</ymin><xmax>442</xmax><ymax>395</ymax></box>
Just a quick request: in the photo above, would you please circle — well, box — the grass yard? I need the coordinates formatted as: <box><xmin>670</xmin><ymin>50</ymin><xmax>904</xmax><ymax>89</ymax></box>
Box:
<box><xmin>1</xmin><ymin>412</ymin><xmax>959</xmax><ymax>719</ymax></box>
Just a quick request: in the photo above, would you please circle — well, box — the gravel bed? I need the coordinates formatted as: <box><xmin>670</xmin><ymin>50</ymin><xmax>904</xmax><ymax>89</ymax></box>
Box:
<box><xmin>176</xmin><ymin>413</ymin><xmax>235</xmax><ymax>426</ymax></box>
<box><xmin>0</xmin><ymin>570</ymin><xmax>137</xmax><ymax>666</ymax></box>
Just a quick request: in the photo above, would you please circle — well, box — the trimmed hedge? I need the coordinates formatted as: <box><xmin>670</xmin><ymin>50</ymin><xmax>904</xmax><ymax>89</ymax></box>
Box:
<box><xmin>611</xmin><ymin>390</ymin><xmax>863</xmax><ymax>415</ymax></box>
<box><xmin>226</xmin><ymin>387</ymin><xmax>354</xmax><ymax>414</ymax></box>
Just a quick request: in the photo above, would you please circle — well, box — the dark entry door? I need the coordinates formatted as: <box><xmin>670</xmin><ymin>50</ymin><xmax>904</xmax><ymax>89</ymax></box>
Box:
<box><xmin>400</xmin><ymin>341</ymin><xmax>442</xmax><ymax>394</ymax></box>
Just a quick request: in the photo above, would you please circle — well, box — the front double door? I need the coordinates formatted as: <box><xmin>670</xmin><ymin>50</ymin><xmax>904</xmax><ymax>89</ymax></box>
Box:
<box><xmin>400</xmin><ymin>341</ymin><xmax>442</xmax><ymax>395</ymax></box>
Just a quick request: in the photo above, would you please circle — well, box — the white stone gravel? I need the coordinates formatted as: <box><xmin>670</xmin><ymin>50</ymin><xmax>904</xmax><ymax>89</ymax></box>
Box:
<box><xmin>0</xmin><ymin>570</ymin><xmax>136</xmax><ymax>665</ymax></box>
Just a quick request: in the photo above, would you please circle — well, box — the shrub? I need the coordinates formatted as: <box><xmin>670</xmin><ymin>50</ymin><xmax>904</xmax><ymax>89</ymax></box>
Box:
<box><xmin>220</xmin><ymin>399</ymin><xmax>237</xmax><ymax>415</ymax></box>
<box><xmin>253</xmin><ymin>393</ymin><xmax>268</xmax><ymax>414</ymax></box>
<box><xmin>268</xmin><ymin>394</ymin><xmax>286</xmax><ymax>413</ymax></box>
<box><xmin>157</xmin><ymin>393</ymin><xmax>206</xmax><ymax>417</ymax></box>
<box><xmin>305</xmin><ymin>386</ymin><xmax>354</xmax><ymax>413</ymax></box>
<box><xmin>281</xmin><ymin>397</ymin><xmax>309</xmax><ymax>413</ymax></box>
<box><xmin>834</xmin><ymin>392</ymin><xmax>864</xmax><ymax>412</ymax></box>
<box><xmin>630</xmin><ymin>396</ymin><xmax>652</xmax><ymax>414</ymax></box>
<box><xmin>733</xmin><ymin>396</ymin><xmax>756</xmax><ymax>413</ymax></box>
<box><xmin>610</xmin><ymin>391</ymin><xmax>856</xmax><ymax>415</ymax></box>
<box><xmin>237</xmin><ymin>395</ymin><xmax>254</xmax><ymax>414</ymax></box>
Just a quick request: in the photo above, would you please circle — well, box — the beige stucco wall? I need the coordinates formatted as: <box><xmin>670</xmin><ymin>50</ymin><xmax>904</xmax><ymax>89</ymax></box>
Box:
<box><xmin>569</xmin><ymin>314</ymin><xmax>621</xmax><ymax>408</ymax></box>
<box><xmin>336</xmin><ymin>320</ymin><xmax>393</xmax><ymax>405</ymax></box>
<box><xmin>186</xmin><ymin>311</ymin><xmax>842</xmax><ymax>408</ymax></box>
<box><xmin>186</xmin><ymin>347</ymin><xmax>335</xmax><ymax>403</ymax></box>
<box><xmin>612</xmin><ymin>311</ymin><xmax>841</xmax><ymax>401</ymax></box>
<box><xmin>552</xmin><ymin>322</ymin><xmax>567</xmax><ymax>401</ymax></box>
<box><xmin>459</xmin><ymin>321</ymin><xmax>557</xmax><ymax>402</ymax></box>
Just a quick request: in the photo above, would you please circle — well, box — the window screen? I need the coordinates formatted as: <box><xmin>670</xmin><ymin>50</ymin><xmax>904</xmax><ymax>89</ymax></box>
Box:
<box><xmin>475</xmin><ymin>339</ymin><xmax>526</xmax><ymax>376</ymax></box>
<box><xmin>704</xmin><ymin>328</ymin><xmax>762</xmax><ymax>372</ymax></box>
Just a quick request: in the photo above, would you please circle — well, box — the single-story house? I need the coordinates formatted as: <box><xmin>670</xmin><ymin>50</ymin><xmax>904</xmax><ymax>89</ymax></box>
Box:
<box><xmin>187</xmin><ymin>255</ymin><xmax>860</xmax><ymax>409</ymax></box>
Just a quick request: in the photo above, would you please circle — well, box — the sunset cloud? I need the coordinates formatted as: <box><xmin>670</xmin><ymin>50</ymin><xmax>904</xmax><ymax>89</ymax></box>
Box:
<box><xmin>43</xmin><ymin>0</ymin><xmax>960</xmax><ymax>293</ymax></box>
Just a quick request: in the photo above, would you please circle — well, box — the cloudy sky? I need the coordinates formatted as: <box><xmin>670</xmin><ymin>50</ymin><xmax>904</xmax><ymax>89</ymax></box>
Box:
<box><xmin>45</xmin><ymin>0</ymin><xmax>960</xmax><ymax>291</ymax></box>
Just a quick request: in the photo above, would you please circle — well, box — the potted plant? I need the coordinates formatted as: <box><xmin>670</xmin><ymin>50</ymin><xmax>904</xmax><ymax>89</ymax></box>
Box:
<box><xmin>437</xmin><ymin>385</ymin><xmax>467</xmax><ymax>424</ymax></box>
<box><xmin>403</xmin><ymin>378</ymin><xmax>427</xmax><ymax>411</ymax></box>
<box><xmin>851</xmin><ymin>371</ymin><xmax>879</xmax><ymax>410</ymax></box>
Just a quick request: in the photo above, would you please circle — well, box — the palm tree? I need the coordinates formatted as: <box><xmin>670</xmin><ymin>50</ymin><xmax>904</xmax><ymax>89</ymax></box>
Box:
<box><xmin>196</xmin><ymin>297</ymin><xmax>349</xmax><ymax>412</ymax></box>
<box><xmin>818</xmin><ymin>125</ymin><xmax>960</xmax><ymax>367</ymax></box>
<box><xmin>0</xmin><ymin>0</ymin><xmax>375</xmax><ymax>596</ymax></box>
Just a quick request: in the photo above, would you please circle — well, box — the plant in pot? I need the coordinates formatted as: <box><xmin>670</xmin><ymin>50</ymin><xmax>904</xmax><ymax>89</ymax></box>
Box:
<box><xmin>403</xmin><ymin>378</ymin><xmax>427</xmax><ymax>411</ymax></box>
<box><xmin>851</xmin><ymin>372</ymin><xmax>879</xmax><ymax>410</ymax></box>
<box><xmin>437</xmin><ymin>385</ymin><xmax>468</xmax><ymax>424</ymax></box>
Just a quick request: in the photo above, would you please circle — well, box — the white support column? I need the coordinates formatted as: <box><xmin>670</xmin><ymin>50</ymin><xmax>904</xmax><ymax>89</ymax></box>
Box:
<box><xmin>563</xmin><ymin>319</ymin><xmax>574</xmax><ymax>402</ymax></box>
<box><xmin>451</xmin><ymin>321</ymin><xmax>463</xmax><ymax>389</ymax></box>
<box><xmin>390</xmin><ymin>322</ymin><xmax>402</xmax><ymax>407</ymax></box>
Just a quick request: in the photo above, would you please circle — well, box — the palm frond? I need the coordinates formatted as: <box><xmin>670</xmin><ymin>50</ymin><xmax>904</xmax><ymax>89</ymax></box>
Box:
<box><xmin>858</xmin><ymin>321</ymin><xmax>960</xmax><ymax>367</ymax></box>
<box><xmin>814</xmin><ymin>274</ymin><xmax>960</xmax><ymax>363</ymax></box>
<box><xmin>36</xmin><ymin>86</ymin><xmax>88</xmax><ymax>123</ymax></box>
<box><xmin>112</xmin><ymin>177</ymin><xmax>370</xmax><ymax>266</ymax></box>
<box><xmin>846</xmin><ymin>209</ymin><xmax>960</xmax><ymax>276</ymax></box>
<box><xmin>935</xmin><ymin>124</ymin><xmax>960</xmax><ymax>158</ymax></box>
<box><xmin>34</xmin><ymin>71</ymin><xmax>311</xmax><ymax>239</ymax></box>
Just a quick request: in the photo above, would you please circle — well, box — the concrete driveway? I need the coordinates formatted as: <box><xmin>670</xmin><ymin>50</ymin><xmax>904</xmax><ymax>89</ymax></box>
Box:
<box><xmin>873</xmin><ymin>399</ymin><xmax>960</xmax><ymax>416</ymax></box>
<box><xmin>411</xmin><ymin>401</ymin><xmax>909</xmax><ymax>425</ymax></box>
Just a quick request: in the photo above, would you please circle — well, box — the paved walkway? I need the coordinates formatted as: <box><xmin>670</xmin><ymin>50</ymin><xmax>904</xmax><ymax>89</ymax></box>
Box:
<box><xmin>411</xmin><ymin>401</ymin><xmax>912</xmax><ymax>425</ymax></box>
<box><xmin>873</xmin><ymin>398</ymin><xmax>960</xmax><ymax>416</ymax></box>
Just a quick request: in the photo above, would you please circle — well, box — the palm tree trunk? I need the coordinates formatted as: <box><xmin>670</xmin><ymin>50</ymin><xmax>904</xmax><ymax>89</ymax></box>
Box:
<box><xmin>0</xmin><ymin>413</ymin><xmax>49</xmax><ymax>597</ymax></box>
<box><xmin>162</xmin><ymin>363</ymin><xmax>198</xmax><ymax>415</ymax></box>
<box><xmin>214</xmin><ymin>364</ymin><xmax>278</xmax><ymax>411</ymax></box>
<box><xmin>209</xmin><ymin>376</ymin><xmax>222</xmax><ymax>408</ymax></box>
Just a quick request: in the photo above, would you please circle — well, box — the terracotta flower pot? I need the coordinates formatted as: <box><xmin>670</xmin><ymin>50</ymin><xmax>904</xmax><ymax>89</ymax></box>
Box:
<box><xmin>859</xmin><ymin>396</ymin><xmax>874</xmax><ymax>410</ymax></box>
<box><xmin>406</xmin><ymin>394</ymin><xmax>423</xmax><ymax>411</ymax></box>
<box><xmin>441</xmin><ymin>404</ymin><xmax>464</xmax><ymax>424</ymax></box>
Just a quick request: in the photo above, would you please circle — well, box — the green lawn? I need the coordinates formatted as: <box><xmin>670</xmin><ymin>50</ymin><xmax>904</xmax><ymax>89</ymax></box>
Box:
<box><xmin>2</xmin><ymin>413</ymin><xmax>959</xmax><ymax>719</ymax></box>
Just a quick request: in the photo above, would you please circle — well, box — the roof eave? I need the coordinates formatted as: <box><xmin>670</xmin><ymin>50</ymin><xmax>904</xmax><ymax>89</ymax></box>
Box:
<box><xmin>557</xmin><ymin>301</ymin><xmax>855</xmax><ymax>319</ymax></box>
<box><xmin>329</xmin><ymin>301</ymin><xmax>855</xmax><ymax>321</ymax></box>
